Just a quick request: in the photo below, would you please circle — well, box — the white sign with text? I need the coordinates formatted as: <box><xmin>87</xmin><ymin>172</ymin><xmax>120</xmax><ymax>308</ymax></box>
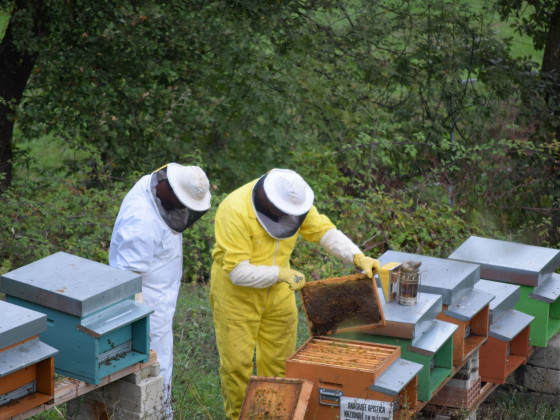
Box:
<box><xmin>340</xmin><ymin>397</ymin><xmax>393</xmax><ymax>420</ymax></box>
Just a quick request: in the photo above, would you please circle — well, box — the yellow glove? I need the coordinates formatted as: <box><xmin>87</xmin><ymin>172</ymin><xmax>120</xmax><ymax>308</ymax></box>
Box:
<box><xmin>278</xmin><ymin>267</ymin><xmax>306</xmax><ymax>291</ymax></box>
<box><xmin>353</xmin><ymin>253</ymin><xmax>381</xmax><ymax>278</ymax></box>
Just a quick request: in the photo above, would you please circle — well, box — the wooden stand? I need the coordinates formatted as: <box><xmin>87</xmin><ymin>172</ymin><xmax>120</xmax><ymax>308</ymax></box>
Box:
<box><xmin>8</xmin><ymin>350</ymin><xmax>157</xmax><ymax>420</ymax></box>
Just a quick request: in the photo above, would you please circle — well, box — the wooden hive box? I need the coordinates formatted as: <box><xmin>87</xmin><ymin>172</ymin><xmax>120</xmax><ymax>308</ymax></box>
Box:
<box><xmin>474</xmin><ymin>279</ymin><xmax>534</xmax><ymax>383</ymax></box>
<box><xmin>239</xmin><ymin>376</ymin><xmax>313</xmax><ymax>420</ymax></box>
<box><xmin>437</xmin><ymin>303</ymin><xmax>489</xmax><ymax>365</ymax></box>
<box><xmin>286</xmin><ymin>337</ymin><xmax>421</xmax><ymax>420</ymax></box>
<box><xmin>1</xmin><ymin>252</ymin><xmax>153</xmax><ymax>385</ymax></box>
<box><xmin>0</xmin><ymin>301</ymin><xmax>58</xmax><ymax>420</ymax></box>
<box><xmin>300</xmin><ymin>273</ymin><xmax>385</xmax><ymax>337</ymax></box>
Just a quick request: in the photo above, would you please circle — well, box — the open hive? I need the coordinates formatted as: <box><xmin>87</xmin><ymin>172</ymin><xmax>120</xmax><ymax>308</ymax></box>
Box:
<box><xmin>239</xmin><ymin>376</ymin><xmax>313</xmax><ymax>420</ymax></box>
<box><xmin>300</xmin><ymin>273</ymin><xmax>385</xmax><ymax>336</ymax></box>
<box><xmin>286</xmin><ymin>337</ymin><xmax>421</xmax><ymax>420</ymax></box>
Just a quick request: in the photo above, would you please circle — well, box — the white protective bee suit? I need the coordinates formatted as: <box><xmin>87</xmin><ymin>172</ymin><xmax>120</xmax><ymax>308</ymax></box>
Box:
<box><xmin>109</xmin><ymin>163</ymin><xmax>211</xmax><ymax>417</ymax></box>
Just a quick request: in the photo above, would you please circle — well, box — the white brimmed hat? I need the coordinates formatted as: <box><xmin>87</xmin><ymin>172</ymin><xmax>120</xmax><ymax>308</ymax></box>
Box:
<box><xmin>263</xmin><ymin>168</ymin><xmax>314</xmax><ymax>216</ymax></box>
<box><xmin>166</xmin><ymin>163</ymin><xmax>211</xmax><ymax>211</ymax></box>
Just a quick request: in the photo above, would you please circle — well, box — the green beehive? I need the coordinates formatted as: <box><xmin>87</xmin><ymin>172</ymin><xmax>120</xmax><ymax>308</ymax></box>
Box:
<box><xmin>449</xmin><ymin>236</ymin><xmax>560</xmax><ymax>347</ymax></box>
<box><xmin>334</xmin><ymin>290</ymin><xmax>457</xmax><ymax>402</ymax></box>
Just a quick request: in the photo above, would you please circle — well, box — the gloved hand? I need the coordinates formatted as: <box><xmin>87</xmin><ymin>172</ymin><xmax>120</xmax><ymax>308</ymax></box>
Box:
<box><xmin>353</xmin><ymin>253</ymin><xmax>381</xmax><ymax>278</ymax></box>
<box><xmin>277</xmin><ymin>267</ymin><xmax>306</xmax><ymax>291</ymax></box>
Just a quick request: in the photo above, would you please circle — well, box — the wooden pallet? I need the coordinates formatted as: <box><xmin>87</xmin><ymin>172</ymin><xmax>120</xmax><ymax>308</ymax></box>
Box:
<box><xmin>8</xmin><ymin>350</ymin><xmax>157</xmax><ymax>420</ymax></box>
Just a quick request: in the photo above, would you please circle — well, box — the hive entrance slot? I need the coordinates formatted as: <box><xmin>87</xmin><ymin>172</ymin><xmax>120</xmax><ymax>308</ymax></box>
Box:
<box><xmin>0</xmin><ymin>381</ymin><xmax>36</xmax><ymax>406</ymax></box>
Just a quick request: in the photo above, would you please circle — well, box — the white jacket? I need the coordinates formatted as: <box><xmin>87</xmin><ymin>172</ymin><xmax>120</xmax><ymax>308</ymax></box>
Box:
<box><xmin>109</xmin><ymin>174</ymin><xmax>182</xmax><ymax>395</ymax></box>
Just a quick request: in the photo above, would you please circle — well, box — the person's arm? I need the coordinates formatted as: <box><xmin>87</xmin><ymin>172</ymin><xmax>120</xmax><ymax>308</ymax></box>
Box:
<box><xmin>229</xmin><ymin>261</ymin><xmax>305</xmax><ymax>290</ymax></box>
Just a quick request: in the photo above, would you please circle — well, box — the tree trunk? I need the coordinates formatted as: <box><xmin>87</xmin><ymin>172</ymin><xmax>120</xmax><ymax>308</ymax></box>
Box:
<box><xmin>0</xmin><ymin>2</ymin><xmax>46</xmax><ymax>192</ymax></box>
<box><xmin>542</xmin><ymin>3</ymin><xmax>560</xmax><ymax>86</ymax></box>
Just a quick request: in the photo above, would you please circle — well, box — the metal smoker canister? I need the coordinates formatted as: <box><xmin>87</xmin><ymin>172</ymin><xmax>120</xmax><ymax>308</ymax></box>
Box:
<box><xmin>397</xmin><ymin>261</ymin><xmax>422</xmax><ymax>306</ymax></box>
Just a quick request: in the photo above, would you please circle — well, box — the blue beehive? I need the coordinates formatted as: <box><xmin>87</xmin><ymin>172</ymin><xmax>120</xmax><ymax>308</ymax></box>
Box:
<box><xmin>0</xmin><ymin>252</ymin><xmax>153</xmax><ymax>384</ymax></box>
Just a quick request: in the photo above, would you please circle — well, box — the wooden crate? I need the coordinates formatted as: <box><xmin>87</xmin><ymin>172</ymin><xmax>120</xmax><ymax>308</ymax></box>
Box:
<box><xmin>286</xmin><ymin>337</ymin><xmax>418</xmax><ymax>420</ymax></box>
<box><xmin>0</xmin><ymin>341</ymin><xmax>55</xmax><ymax>420</ymax></box>
<box><xmin>239</xmin><ymin>376</ymin><xmax>313</xmax><ymax>420</ymax></box>
<box><xmin>479</xmin><ymin>324</ymin><xmax>531</xmax><ymax>384</ymax></box>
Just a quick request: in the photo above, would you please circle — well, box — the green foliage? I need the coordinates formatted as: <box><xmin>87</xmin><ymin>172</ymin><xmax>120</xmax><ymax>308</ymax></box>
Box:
<box><xmin>0</xmin><ymin>174</ymin><xmax>221</xmax><ymax>281</ymax></box>
<box><xmin>0</xmin><ymin>178</ymin><xmax>120</xmax><ymax>267</ymax></box>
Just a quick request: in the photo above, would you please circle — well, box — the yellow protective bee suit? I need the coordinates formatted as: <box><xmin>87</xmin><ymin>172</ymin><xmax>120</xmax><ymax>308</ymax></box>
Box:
<box><xmin>210</xmin><ymin>178</ymin><xmax>336</xmax><ymax>419</ymax></box>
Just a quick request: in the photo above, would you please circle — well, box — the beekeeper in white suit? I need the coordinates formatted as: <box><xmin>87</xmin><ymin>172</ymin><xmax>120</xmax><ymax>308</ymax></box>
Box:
<box><xmin>109</xmin><ymin>163</ymin><xmax>211</xmax><ymax>417</ymax></box>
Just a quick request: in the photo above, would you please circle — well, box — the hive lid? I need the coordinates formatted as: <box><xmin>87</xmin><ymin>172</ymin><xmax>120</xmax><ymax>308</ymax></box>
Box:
<box><xmin>0</xmin><ymin>337</ymin><xmax>58</xmax><ymax>377</ymax></box>
<box><xmin>78</xmin><ymin>300</ymin><xmax>154</xmax><ymax>338</ymax></box>
<box><xmin>444</xmin><ymin>287</ymin><xmax>494</xmax><ymax>322</ymax></box>
<box><xmin>239</xmin><ymin>376</ymin><xmax>313</xmax><ymax>420</ymax></box>
<box><xmin>0</xmin><ymin>300</ymin><xmax>46</xmax><ymax>349</ymax></box>
<box><xmin>448</xmin><ymin>236</ymin><xmax>560</xmax><ymax>287</ymax></box>
<box><xmin>300</xmin><ymin>273</ymin><xmax>385</xmax><ymax>337</ymax></box>
<box><xmin>409</xmin><ymin>319</ymin><xmax>458</xmax><ymax>356</ymax></box>
<box><xmin>370</xmin><ymin>358</ymin><xmax>423</xmax><ymax>396</ymax></box>
<box><xmin>373</xmin><ymin>287</ymin><xmax>442</xmax><ymax>340</ymax></box>
<box><xmin>379</xmin><ymin>251</ymin><xmax>480</xmax><ymax>306</ymax></box>
<box><xmin>0</xmin><ymin>252</ymin><xmax>141</xmax><ymax>317</ymax></box>
<box><xmin>489</xmin><ymin>309</ymin><xmax>534</xmax><ymax>342</ymax></box>
<box><xmin>475</xmin><ymin>279</ymin><xmax>520</xmax><ymax>324</ymax></box>
<box><xmin>529</xmin><ymin>273</ymin><xmax>560</xmax><ymax>303</ymax></box>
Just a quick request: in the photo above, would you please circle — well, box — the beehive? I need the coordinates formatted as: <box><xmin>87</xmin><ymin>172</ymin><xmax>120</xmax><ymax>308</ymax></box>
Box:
<box><xmin>378</xmin><ymin>251</ymin><xmax>493</xmax><ymax>365</ymax></box>
<box><xmin>1</xmin><ymin>252</ymin><xmax>153</xmax><ymax>384</ymax></box>
<box><xmin>335</xmin><ymin>289</ymin><xmax>458</xmax><ymax>402</ymax></box>
<box><xmin>300</xmin><ymin>273</ymin><xmax>385</xmax><ymax>336</ymax></box>
<box><xmin>239</xmin><ymin>376</ymin><xmax>313</xmax><ymax>420</ymax></box>
<box><xmin>474</xmin><ymin>279</ymin><xmax>534</xmax><ymax>383</ymax></box>
<box><xmin>285</xmin><ymin>337</ymin><xmax>422</xmax><ymax>420</ymax></box>
<box><xmin>449</xmin><ymin>236</ymin><xmax>560</xmax><ymax>347</ymax></box>
<box><xmin>0</xmin><ymin>300</ymin><xmax>58</xmax><ymax>420</ymax></box>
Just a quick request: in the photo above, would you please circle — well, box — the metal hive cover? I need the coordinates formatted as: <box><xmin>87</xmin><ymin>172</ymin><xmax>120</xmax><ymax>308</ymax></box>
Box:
<box><xmin>0</xmin><ymin>300</ymin><xmax>46</xmax><ymax>349</ymax></box>
<box><xmin>0</xmin><ymin>252</ymin><xmax>141</xmax><ymax>317</ymax></box>
<box><xmin>375</xmin><ymin>286</ymin><xmax>442</xmax><ymax>340</ymax></box>
<box><xmin>474</xmin><ymin>279</ymin><xmax>520</xmax><ymax>324</ymax></box>
<box><xmin>448</xmin><ymin>236</ymin><xmax>560</xmax><ymax>287</ymax></box>
<box><xmin>378</xmin><ymin>250</ymin><xmax>481</xmax><ymax>306</ymax></box>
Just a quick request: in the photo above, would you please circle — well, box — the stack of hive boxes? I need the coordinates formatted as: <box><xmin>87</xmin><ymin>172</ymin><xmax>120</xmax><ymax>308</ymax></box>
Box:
<box><xmin>449</xmin><ymin>236</ymin><xmax>560</xmax><ymax>348</ymax></box>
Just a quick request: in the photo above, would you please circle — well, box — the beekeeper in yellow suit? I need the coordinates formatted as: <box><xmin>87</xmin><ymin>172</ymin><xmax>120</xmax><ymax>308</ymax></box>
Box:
<box><xmin>210</xmin><ymin>168</ymin><xmax>380</xmax><ymax>419</ymax></box>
